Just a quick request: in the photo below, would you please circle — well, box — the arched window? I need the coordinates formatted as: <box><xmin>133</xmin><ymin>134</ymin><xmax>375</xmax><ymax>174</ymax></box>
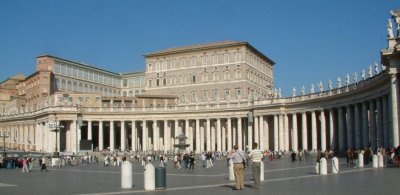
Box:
<box><xmin>61</xmin><ymin>79</ymin><xmax>66</xmax><ymax>90</ymax></box>
<box><xmin>73</xmin><ymin>82</ymin><xmax>78</xmax><ymax>92</ymax></box>
<box><xmin>78</xmin><ymin>83</ymin><xmax>83</xmax><ymax>92</ymax></box>
<box><xmin>67</xmin><ymin>80</ymin><xmax>72</xmax><ymax>91</ymax></box>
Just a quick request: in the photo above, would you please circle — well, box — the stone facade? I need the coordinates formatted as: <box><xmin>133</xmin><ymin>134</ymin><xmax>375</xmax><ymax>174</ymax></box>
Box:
<box><xmin>0</xmin><ymin>14</ymin><xmax>400</xmax><ymax>154</ymax></box>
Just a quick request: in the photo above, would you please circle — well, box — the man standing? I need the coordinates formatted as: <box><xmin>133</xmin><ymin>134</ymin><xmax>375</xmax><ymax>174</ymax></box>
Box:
<box><xmin>228</xmin><ymin>145</ymin><xmax>245</xmax><ymax>190</ymax></box>
<box><xmin>249</xmin><ymin>142</ymin><xmax>264</xmax><ymax>189</ymax></box>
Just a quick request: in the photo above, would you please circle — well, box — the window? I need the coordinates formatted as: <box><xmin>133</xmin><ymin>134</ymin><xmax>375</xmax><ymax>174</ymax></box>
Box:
<box><xmin>54</xmin><ymin>64</ymin><xmax>61</xmax><ymax>74</ymax></box>
<box><xmin>203</xmin><ymin>91</ymin><xmax>208</xmax><ymax>101</ymax></box>
<box><xmin>181</xmin><ymin>93</ymin><xmax>186</xmax><ymax>102</ymax></box>
<box><xmin>224</xmin><ymin>89</ymin><xmax>230</xmax><ymax>99</ymax></box>
<box><xmin>148</xmin><ymin>64</ymin><xmax>152</xmax><ymax>71</ymax></box>
<box><xmin>181</xmin><ymin>59</ymin><xmax>186</xmax><ymax>68</ymax></box>
<box><xmin>162</xmin><ymin>61</ymin><xmax>167</xmax><ymax>70</ymax></box>
<box><xmin>202</xmin><ymin>56</ymin><xmax>207</xmax><ymax>64</ymax></box>
<box><xmin>191</xmin><ymin>92</ymin><xmax>196</xmax><ymax>102</ymax></box>
<box><xmin>123</xmin><ymin>79</ymin><xmax>128</xmax><ymax>87</ymax></box>
<box><xmin>163</xmin><ymin>78</ymin><xmax>166</xmax><ymax>86</ymax></box>
<box><xmin>171</xmin><ymin>60</ymin><xmax>176</xmax><ymax>69</ymax></box>
<box><xmin>78</xmin><ymin>96</ymin><xmax>83</xmax><ymax>102</ymax></box>
<box><xmin>148</xmin><ymin>80</ymin><xmax>152</xmax><ymax>87</ymax></box>
<box><xmin>156</xmin><ymin>62</ymin><xmax>160</xmax><ymax>70</ymax></box>
<box><xmin>192</xmin><ymin>75</ymin><xmax>196</xmax><ymax>83</ymax></box>
<box><xmin>236</xmin><ymin>88</ymin><xmax>242</xmax><ymax>98</ymax></box>
<box><xmin>213</xmin><ymin>90</ymin><xmax>218</xmax><ymax>101</ymax></box>
<box><xmin>235</xmin><ymin>53</ymin><xmax>241</xmax><ymax>62</ymax></box>
<box><xmin>86</xmin><ymin>97</ymin><xmax>90</xmax><ymax>102</ymax></box>
<box><xmin>96</xmin><ymin>97</ymin><xmax>101</xmax><ymax>103</ymax></box>
<box><xmin>224</xmin><ymin>53</ymin><xmax>229</xmax><ymax>63</ymax></box>
<box><xmin>191</xmin><ymin>57</ymin><xmax>196</xmax><ymax>67</ymax></box>
<box><xmin>224</xmin><ymin>71</ymin><xmax>230</xmax><ymax>80</ymax></box>
<box><xmin>156</xmin><ymin>79</ymin><xmax>160</xmax><ymax>86</ymax></box>
<box><xmin>213</xmin><ymin>55</ymin><xmax>218</xmax><ymax>64</ymax></box>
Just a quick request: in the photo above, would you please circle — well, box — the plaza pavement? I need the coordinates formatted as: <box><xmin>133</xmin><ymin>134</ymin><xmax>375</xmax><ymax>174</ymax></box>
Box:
<box><xmin>0</xmin><ymin>156</ymin><xmax>399</xmax><ymax>195</ymax></box>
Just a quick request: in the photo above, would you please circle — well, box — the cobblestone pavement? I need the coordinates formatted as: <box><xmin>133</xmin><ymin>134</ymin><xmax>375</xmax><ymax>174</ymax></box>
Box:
<box><xmin>0</xmin><ymin>157</ymin><xmax>399</xmax><ymax>195</ymax></box>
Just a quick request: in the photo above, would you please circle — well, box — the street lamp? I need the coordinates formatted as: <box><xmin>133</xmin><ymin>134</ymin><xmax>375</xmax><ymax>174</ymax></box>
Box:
<box><xmin>0</xmin><ymin>130</ymin><xmax>10</xmax><ymax>157</ymax></box>
<box><xmin>48</xmin><ymin>120</ymin><xmax>64</xmax><ymax>157</ymax></box>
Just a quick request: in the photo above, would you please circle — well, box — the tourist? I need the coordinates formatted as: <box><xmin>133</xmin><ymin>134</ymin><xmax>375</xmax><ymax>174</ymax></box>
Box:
<box><xmin>249</xmin><ymin>142</ymin><xmax>264</xmax><ymax>189</ymax></box>
<box><xmin>21</xmin><ymin>157</ymin><xmax>29</xmax><ymax>173</ymax></box>
<box><xmin>227</xmin><ymin>145</ymin><xmax>245</xmax><ymax>190</ymax></box>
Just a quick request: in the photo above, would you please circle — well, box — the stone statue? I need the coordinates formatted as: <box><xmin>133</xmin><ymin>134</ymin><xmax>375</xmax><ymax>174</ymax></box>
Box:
<box><xmin>374</xmin><ymin>62</ymin><xmax>379</xmax><ymax>74</ymax></box>
<box><xmin>388</xmin><ymin>19</ymin><xmax>395</xmax><ymax>38</ymax></box>
<box><xmin>381</xmin><ymin>63</ymin><xmax>387</xmax><ymax>71</ymax></box>
<box><xmin>278</xmin><ymin>88</ymin><xmax>282</xmax><ymax>97</ymax></box>
<box><xmin>292</xmin><ymin>87</ymin><xmax>296</xmax><ymax>97</ymax></box>
<box><xmin>391</xmin><ymin>10</ymin><xmax>400</xmax><ymax>36</ymax></box>
<box><xmin>318</xmin><ymin>81</ymin><xmax>323</xmax><ymax>92</ymax></box>
<box><xmin>353</xmin><ymin>72</ymin><xmax>358</xmax><ymax>83</ymax></box>
<box><xmin>345</xmin><ymin>73</ymin><xmax>350</xmax><ymax>85</ymax></box>
<box><xmin>361</xmin><ymin>69</ymin><xmax>366</xmax><ymax>80</ymax></box>
<box><xmin>301</xmin><ymin>85</ymin><xmax>306</xmax><ymax>95</ymax></box>
<box><xmin>274</xmin><ymin>88</ymin><xmax>278</xmax><ymax>97</ymax></box>
<box><xmin>368</xmin><ymin>65</ymin><xmax>373</xmax><ymax>77</ymax></box>
<box><xmin>328</xmin><ymin>80</ymin><xmax>333</xmax><ymax>90</ymax></box>
<box><xmin>310</xmin><ymin>84</ymin><xmax>315</xmax><ymax>93</ymax></box>
<box><xmin>337</xmin><ymin>76</ymin><xmax>342</xmax><ymax>88</ymax></box>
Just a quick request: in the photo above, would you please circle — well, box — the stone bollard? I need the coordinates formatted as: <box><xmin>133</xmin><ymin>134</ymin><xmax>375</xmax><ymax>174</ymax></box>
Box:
<box><xmin>260</xmin><ymin>161</ymin><xmax>264</xmax><ymax>181</ymax></box>
<box><xmin>229</xmin><ymin>159</ymin><xmax>235</xmax><ymax>181</ymax></box>
<box><xmin>378</xmin><ymin>154</ymin><xmax>384</xmax><ymax>167</ymax></box>
<box><xmin>121</xmin><ymin>161</ymin><xmax>133</xmax><ymax>189</ymax></box>
<box><xmin>144</xmin><ymin>164</ymin><xmax>155</xmax><ymax>190</ymax></box>
<box><xmin>315</xmin><ymin>162</ymin><xmax>320</xmax><ymax>174</ymax></box>
<box><xmin>372</xmin><ymin>155</ymin><xmax>378</xmax><ymax>168</ymax></box>
<box><xmin>320</xmin><ymin>158</ymin><xmax>328</xmax><ymax>175</ymax></box>
<box><xmin>358</xmin><ymin>153</ymin><xmax>364</xmax><ymax>168</ymax></box>
<box><xmin>332</xmin><ymin>157</ymin><xmax>339</xmax><ymax>174</ymax></box>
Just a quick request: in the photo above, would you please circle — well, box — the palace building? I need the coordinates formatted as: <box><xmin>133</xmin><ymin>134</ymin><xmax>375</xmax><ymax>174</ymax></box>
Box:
<box><xmin>1</xmin><ymin>11</ymin><xmax>400</xmax><ymax>154</ymax></box>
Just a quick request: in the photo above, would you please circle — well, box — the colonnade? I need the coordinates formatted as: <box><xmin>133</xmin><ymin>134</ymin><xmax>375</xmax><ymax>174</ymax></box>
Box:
<box><xmin>0</xmin><ymin>123</ymin><xmax>36</xmax><ymax>151</ymax></box>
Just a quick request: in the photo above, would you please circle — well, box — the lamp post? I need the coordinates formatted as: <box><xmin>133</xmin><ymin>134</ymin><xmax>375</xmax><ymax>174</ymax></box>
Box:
<box><xmin>48</xmin><ymin>120</ymin><xmax>64</xmax><ymax>157</ymax></box>
<box><xmin>0</xmin><ymin>130</ymin><xmax>10</xmax><ymax>157</ymax></box>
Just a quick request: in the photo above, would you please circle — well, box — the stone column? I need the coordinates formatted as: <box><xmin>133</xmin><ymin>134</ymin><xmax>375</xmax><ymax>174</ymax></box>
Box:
<box><xmin>110</xmin><ymin>121</ymin><xmax>114</xmax><ymax>151</ymax></box>
<box><xmin>217</xmin><ymin>118</ymin><xmax>222</xmax><ymax>151</ymax></box>
<box><xmin>196</xmin><ymin>119</ymin><xmax>200</xmax><ymax>153</ymax></box>
<box><xmin>382</xmin><ymin>96</ymin><xmax>389</xmax><ymax>148</ymax></box>
<box><xmin>88</xmin><ymin>120</ymin><xmax>92</xmax><ymax>141</ymax></box>
<box><xmin>311</xmin><ymin>111</ymin><xmax>317</xmax><ymax>151</ymax></box>
<box><xmin>254</xmin><ymin>116</ymin><xmax>259</xmax><ymax>146</ymax></box>
<box><xmin>362</xmin><ymin>102</ymin><xmax>369</xmax><ymax>148</ymax></box>
<box><xmin>302</xmin><ymin>112</ymin><xmax>308</xmax><ymax>150</ymax></box>
<box><xmin>278</xmin><ymin>114</ymin><xmax>284</xmax><ymax>151</ymax></box>
<box><xmin>369</xmin><ymin>100</ymin><xmax>377</xmax><ymax>150</ymax></box>
<box><xmin>284</xmin><ymin>114</ymin><xmax>289</xmax><ymax>151</ymax></box>
<box><xmin>274</xmin><ymin>115</ymin><xmax>279</xmax><ymax>151</ymax></box>
<box><xmin>200</xmin><ymin>121</ymin><xmax>205</xmax><ymax>152</ymax></box>
<box><xmin>292</xmin><ymin>113</ymin><xmax>298</xmax><ymax>151</ymax></box>
<box><xmin>143</xmin><ymin>120</ymin><xmax>147</xmax><ymax>151</ymax></box>
<box><xmin>153</xmin><ymin>120</ymin><xmax>158</xmax><ymax>151</ymax></box>
<box><xmin>377</xmin><ymin>98</ymin><xmax>383</xmax><ymax>148</ymax></box>
<box><xmin>222</xmin><ymin>121</ymin><xmax>226</xmax><ymax>152</ymax></box>
<box><xmin>338</xmin><ymin>107</ymin><xmax>345</xmax><ymax>151</ymax></box>
<box><xmin>389</xmin><ymin>74</ymin><xmax>400</xmax><ymax>147</ymax></box>
<box><xmin>329</xmin><ymin>109</ymin><xmax>335</xmax><ymax>150</ymax></box>
<box><xmin>354</xmin><ymin>104</ymin><xmax>361</xmax><ymax>149</ymax></box>
<box><xmin>320</xmin><ymin>110</ymin><xmax>326</xmax><ymax>151</ymax></box>
<box><xmin>164</xmin><ymin>120</ymin><xmax>169</xmax><ymax>152</ymax></box>
<box><xmin>211</xmin><ymin>121</ymin><xmax>216</xmax><ymax>151</ymax></box>
<box><xmin>99</xmin><ymin>121</ymin><xmax>104</xmax><ymax>151</ymax></box>
<box><xmin>247</xmin><ymin>119</ymin><xmax>253</xmax><ymax>151</ymax></box>
<box><xmin>131</xmin><ymin>120</ymin><xmax>136</xmax><ymax>151</ymax></box>
<box><xmin>121</xmin><ymin>121</ymin><xmax>126</xmax><ymax>151</ymax></box>
<box><xmin>346</xmin><ymin>105</ymin><xmax>353</xmax><ymax>149</ymax></box>
<box><xmin>185</xmin><ymin>119</ymin><xmax>190</xmax><ymax>147</ymax></box>
<box><xmin>238</xmin><ymin>117</ymin><xmax>242</xmax><ymax>151</ymax></box>
<box><xmin>259</xmin><ymin>116</ymin><xmax>264</xmax><ymax>150</ymax></box>
<box><xmin>206</xmin><ymin>118</ymin><xmax>211</xmax><ymax>152</ymax></box>
<box><xmin>227</xmin><ymin>117</ymin><xmax>232</xmax><ymax>150</ymax></box>
<box><xmin>264</xmin><ymin>116</ymin><xmax>270</xmax><ymax>151</ymax></box>
<box><xmin>71</xmin><ymin>120</ymin><xmax>77</xmax><ymax>153</ymax></box>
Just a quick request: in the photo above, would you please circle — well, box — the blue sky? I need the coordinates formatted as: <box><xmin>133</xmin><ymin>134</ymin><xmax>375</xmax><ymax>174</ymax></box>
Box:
<box><xmin>1</xmin><ymin>0</ymin><xmax>399</xmax><ymax>96</ymax></box>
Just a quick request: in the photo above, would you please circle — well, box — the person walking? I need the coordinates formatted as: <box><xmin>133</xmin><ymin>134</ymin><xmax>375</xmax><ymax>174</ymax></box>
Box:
<box><xmin>249</xmin><ymin>143</ymin><xmax>264</xmax><ymax>189</ymax></box>
<box><xmin>228</xmin><ymin>145</ymin><xmax>245</xmax><ymax>190</ymax></box>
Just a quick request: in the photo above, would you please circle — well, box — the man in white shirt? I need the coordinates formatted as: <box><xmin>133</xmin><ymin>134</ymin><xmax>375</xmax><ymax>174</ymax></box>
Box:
<box><xmin>249</xmin><ymin>142</ymin><xmax>264</xmax><ymax>189</ymax></box>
